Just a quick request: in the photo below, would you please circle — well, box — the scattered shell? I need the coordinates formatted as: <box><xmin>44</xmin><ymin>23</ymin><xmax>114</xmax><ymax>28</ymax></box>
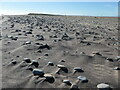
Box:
<box><xmin>33</xmin><ymin>69</ymin><xmax>44</xmax><ymax>77</ymax></box>
<box><xmin>97</xmin><ymin>83</ymin><xmax>112</xmax><ymax>90</ymax></box>
<box><xmin>77</xmin><ymin>76</ymin><xmax>88</xmax><ymax>83</ymax></box>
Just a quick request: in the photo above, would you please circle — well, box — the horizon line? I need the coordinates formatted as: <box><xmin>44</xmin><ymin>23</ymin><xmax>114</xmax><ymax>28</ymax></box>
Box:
<box><xmin>0</xmin><ymin>13</ymin><xmax>118</xmax><ymax>17</ymax></box>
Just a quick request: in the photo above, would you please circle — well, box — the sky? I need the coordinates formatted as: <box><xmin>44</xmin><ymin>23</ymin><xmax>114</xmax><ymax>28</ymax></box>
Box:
<box><xmin>0</xmin><ymin>2</ymin><xmax>118</xmax><ymax>16</ymax></box>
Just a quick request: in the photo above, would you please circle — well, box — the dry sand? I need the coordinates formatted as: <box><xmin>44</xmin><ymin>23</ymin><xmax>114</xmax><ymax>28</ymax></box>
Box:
<box><xmin>1</xmin><ymin>15</ymin><xmax>119</xmax><ymax>90</ymax></box>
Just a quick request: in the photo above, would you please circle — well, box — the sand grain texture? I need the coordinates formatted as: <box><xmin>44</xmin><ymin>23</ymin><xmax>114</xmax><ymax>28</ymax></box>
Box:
<box><xmin>1</xmin><ymin>15</ymin><xmax>119</xmax><ymax>89</ymax></box>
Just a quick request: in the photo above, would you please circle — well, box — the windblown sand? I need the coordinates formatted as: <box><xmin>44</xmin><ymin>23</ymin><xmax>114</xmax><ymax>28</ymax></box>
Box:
<box><xmin>1</xmin><ymin>15</ymin><xmax>119</xmax><ymax>89</ymax></box>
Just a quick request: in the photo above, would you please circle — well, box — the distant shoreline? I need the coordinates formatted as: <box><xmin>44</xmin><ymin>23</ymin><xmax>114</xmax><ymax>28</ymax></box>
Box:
<box><xmin>0</xmin><ymin>13</ymin><xmax>118</xmax><ymax>18</ymax></box>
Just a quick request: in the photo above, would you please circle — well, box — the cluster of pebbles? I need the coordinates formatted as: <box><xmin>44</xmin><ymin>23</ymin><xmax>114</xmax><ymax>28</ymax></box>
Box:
<box><xmin>1</xmin><ymin>15</ymin><xmax>119</xmax><ymax>89</ymax></box>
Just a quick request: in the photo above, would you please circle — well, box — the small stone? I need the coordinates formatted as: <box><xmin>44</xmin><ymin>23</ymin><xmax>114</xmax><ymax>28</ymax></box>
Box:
<box><xmin>36</xmin><ymin>35</ymin><xmax>44</xmax><ymax>40</ymax></box>
<box><xmin>92</xmin><ymin>51</ymin><xmax>102</xmax><ymax>56</ymax></box>
<box><xmin>39</xmin><ymin>44</ymin><xmax>51</xmax><ymax>50</ymax></box>
<box><xmin>37</xmin><ymin>50</ymin><xmax>42</xmax><ymax>53</ymax></box>
<box><xmin>106</xmin><ymin>58</ymin><xmax>114</xmax><ymax>62</ymax></box>
<box><xmin>44</xmin><ymin>53</ymin><xmax>49</xmax><ymax>56</ymax></box>
<box><xmin>47</xmin><ymin>62</ymin><xmax>54</xmax><ymax>66</ymax></box>
<box><xmin>113</xmin><ymin>67</ymin><xmax>120</xmax><ymax>70</ymax></box>
<box><xmin>70</xmin><ymin>84</ymin><xmax>79</xmax><ymax>90</ymax></box>
<box><xmin>77</xmin><ymin>76</ymin><xmax>88</xmax><ymax>83</ymax></box>
<box><xmin>59</xmin><ymin>59</ymin><xmax>65</xmax><ymax>62</ymax></box>
<box><xmin>11</xmin><ymin>60</ymin><xmax>17</xmax><ymax>65</ymax></box>
<box><xmin>23</xmin><ymin>58</ymin><xmax>31</xmax><ymax>63</ymax></box>
<box><xmin>57</xmin><ymin>64</ymin><xmax>68</xmax><ymax>73</ymax></box>
<box><xmin>63</xmin><ymin>79</ymin><xmax>71</xmax><ymax>85</ymax></box>
<box><xmin>33</xmin><ymin>69</ymin><xmax>44</xmax><ymax>76</ymax></box>
<box><xmin>80</xmin><ymin>52</ymin><xmax>85</xmax><ymax>54</ymax></box>
<box><xmin>73</xmin><ymin>67</ymin><xmax>84</xmax><ymax>73</ymax></box>
<box><xmin>57</xmin><ymin>64</ymin><xmax>66</xmax><ymax>69</ymax></box>
<box><xmin>31</xmin><ymin>60</ymin><xmax>39</xmax><ymax>67</ymax></box>
<box><xmin>26</xmin><ymin>67</ymin><xmax>33</xmax><ymax>71</ymax></box>
<box><xmin>87</xmin><ymin>42</ymin><xmax>91</xmax><ymax>45</ymax></box>
<box><xmin>116</xmin><ymin>56</ymin><xmax>120</xmax><ymax>60</ymax></box>
<box><xmin>97</xmin><ymin>83</ymin><xmax>112</xmax><ymax>90</ymax></box>
<box><xmin>44</xmin><ymin>74</ymin><xmax>55</xmax><ymax>83</ymax></box>
<box><xmin>25</xmin><ymin>41</ymin><xmax>31</xmax><ymax>45</ymax></box>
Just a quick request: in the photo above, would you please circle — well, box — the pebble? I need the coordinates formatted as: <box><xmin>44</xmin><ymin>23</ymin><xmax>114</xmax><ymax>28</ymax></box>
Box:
<box><xmin>97</xmin><ymin>83</ymin><xmax>112</xmax><ymax>90</ymax></box>
<box><xmin>106</xmin><ymin>58</ymin><xmax>114</xmax><ymax>62</ymax></box>
<box><xmin>63</xmin><ymin>79</ymin><xmax>71</xmax><ymax>85</ymax></box>
<box><xmin>57</xmin><ymin>64</ymin><xmax>67</xmax><ymax>69</ymax></box>
<box><xmin>44</xmin><ymin>74</ymin><xmax>55</xmax><ymax>83</ymax></box>
<box><xmin>25</xmin><ymin>41</ymin><xmax>31</xmax><ymax>45</ymax></box>
<box><xmin>33</xmin><ymin>69</ymin><xmax>44</xmax><ymax>76</ymax></box>
<box><xmin>59</xmin><ymin>59</ymin><xmax>65</xmax><ymax>62</ymax></box>
<box><xmin>70</xmin><ymin>84</ymin><xmax>79</xmax><ymax>90</ymax></box>
<box><xmin>77</xmin><ymin>76</ymin><xmax>88</xmax><ymax>83</ymax></box>
<box><xmin>113</xmin><ymin>67</ymin><xmax>120</xmax><ymax>70</ymax></box>
<box><xmin>11</xmin><ymin>60</ymin><xmax>17</xmax><ymax>65</ymax></box>
<box><xmin>23</xmin><ymin>58</ymin><xmax>31</xmax><ymax>63</ymax></box>
<box><xmin>57</xmin><ymin>64</ymin><xmax>68</xmax><ymax>73</ymax></box>
<box><xmin>39</xmin><ymin>44</ymin><xmax>51</xmax><ymax>50</ymax></box>
<box><xmin>47</xmin><ymin>61</ymin><xmax>54</xmax><ymax>66</ymax></box>
<box><xmin>30</xmin><ymin>60</ymin><xmax>39</xmax><ymax>67</ymax></box>
<box><xmin>116</xmin><ymin>56</ymin><xmax>120</xmax><ymax>60</ymax></box>
<box><xmin>73</xmin><ymin>67</ymin><xmax>84</xmax><ymax>73</ymax></box>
